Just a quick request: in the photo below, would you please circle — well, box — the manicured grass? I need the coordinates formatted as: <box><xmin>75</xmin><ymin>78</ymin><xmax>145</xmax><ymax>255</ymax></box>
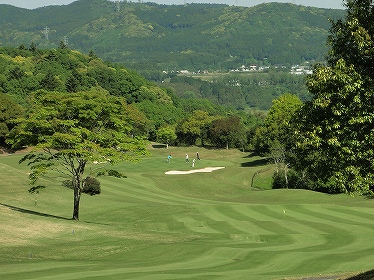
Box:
<box><xmin>0</xmin><ymin>146</ymin><xmax>374</xmax><ymax>279</ymax></box>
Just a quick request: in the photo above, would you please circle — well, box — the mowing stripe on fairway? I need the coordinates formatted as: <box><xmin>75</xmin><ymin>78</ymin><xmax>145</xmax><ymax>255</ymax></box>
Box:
<box><xmin>2</xmin><ymin>151</ymin><xmax>374</xmax><ymax>280</ymax></box>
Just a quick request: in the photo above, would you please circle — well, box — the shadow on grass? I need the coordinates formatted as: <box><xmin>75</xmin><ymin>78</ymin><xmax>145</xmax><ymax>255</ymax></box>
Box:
<box><xmin>241</xmin><ymin>158</ymin><xmax>269</xmax><ymax>167</ymax></box>
<box><xmin>0</xmin><ymin>203</ymin><xmax>71</xmax><ymax>221</ymax></box>
<box><xmin>345</xmin><ymin>269</ymin><xmax>374</xmax><ymax>280</ymax></box>
<box><xmin>152</xmin><ymin>144</ymin><xmax>167</xmax><ymax>149</ymax></box>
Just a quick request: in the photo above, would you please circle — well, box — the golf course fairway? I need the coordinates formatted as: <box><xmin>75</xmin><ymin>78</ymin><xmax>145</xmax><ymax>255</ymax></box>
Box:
<box><xmin>1</xmin><ymin>146</ymin><xmax>373</xmax><ymax>279</ymax></box>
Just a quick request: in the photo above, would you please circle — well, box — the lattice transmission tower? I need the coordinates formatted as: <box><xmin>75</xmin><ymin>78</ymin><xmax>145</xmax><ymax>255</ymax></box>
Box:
<box><xmin>42</xmin><ymin>26</ymin><xmax>50</xmax><ymax>40</ymax></box>
<box><xmin>63</xmin><ymin>36</ymin><xmax>68</xmax><ymax>47</ymax></box>
<box><xmin>115</xmin><ymin>1</ymin><xmax>120</xmax><ymax>12</ymax></box>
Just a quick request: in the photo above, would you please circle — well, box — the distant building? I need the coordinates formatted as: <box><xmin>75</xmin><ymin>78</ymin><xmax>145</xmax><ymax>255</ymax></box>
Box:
<box><xmin>290</xmin><ymin>65</ymin><xmax>313</xmax><ymax>75</ymax></box>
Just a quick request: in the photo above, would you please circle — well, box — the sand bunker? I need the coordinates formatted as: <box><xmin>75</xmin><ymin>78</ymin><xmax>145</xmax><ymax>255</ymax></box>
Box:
<box><xmin>165</xmin><ymin>167</ymin><xmax>225</xmax><ymax>175</ymax></box>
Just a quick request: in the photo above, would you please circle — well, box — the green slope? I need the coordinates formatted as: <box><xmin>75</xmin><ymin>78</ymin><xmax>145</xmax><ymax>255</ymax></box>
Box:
<box><xmin>0</xmin><ymin>147</ymin><xmax>373</xmax><ymax>279</ymax></box>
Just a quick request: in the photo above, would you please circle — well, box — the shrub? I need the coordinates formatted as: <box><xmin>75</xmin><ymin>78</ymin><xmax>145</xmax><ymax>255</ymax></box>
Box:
<box><xmin>272</xmin><ymin>169</ymin><xmax>313</xmax><ymax>190</ymax></box>
<box><xmin>97</xmin><ymin>171</ymin><xmax>106</xmax><ymax>177</ymax></box>
<box><xmin>82</xmin><ymin>176</ymin><xmax>101</xmax><ymax>196</ymax></box>
<box><xmin>96</xmin><ymin>169</ymin><xmax>126</xmax><ymax>178</ymax></box>
<box><xmin>107</xmin><ymin>169</ymin><xmax>126</xmax><ymax>178</ymax></box>
<box><xmin>272</xmin><ymin>172</ymin><xmax>288</xmax><ymax>189</ymax></box>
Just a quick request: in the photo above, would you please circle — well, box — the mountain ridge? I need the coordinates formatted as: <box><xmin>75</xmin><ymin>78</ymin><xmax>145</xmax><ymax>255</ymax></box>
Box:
<box><xmin>0</xmin><ymin>0</ymin><xmax>345</xmax><ymax>72</ymax></box>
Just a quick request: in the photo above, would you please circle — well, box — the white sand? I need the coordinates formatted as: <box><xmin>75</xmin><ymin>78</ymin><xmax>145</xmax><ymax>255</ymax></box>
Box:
<box><xmin>165</xmin><ymin>167</ymin><xmax>225</xmax><ymax>175</ymax></box>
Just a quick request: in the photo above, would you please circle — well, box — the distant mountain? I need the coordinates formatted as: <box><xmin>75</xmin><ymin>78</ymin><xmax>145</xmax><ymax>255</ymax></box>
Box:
<box><xmin>0</xmin><ymin>0</ymin><xmax>344</xmax><ymax>72</ymax></box>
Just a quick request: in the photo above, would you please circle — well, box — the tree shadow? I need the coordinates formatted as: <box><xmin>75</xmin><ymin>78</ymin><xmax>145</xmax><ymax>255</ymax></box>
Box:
<box><xmin>345</xmin><ymin>269</ymin><xmax>374</xmax><ymax>280</ymax></box>
<box><xmin>242</xmin><ymin>151</ymin><xmax>261</xmax><ymax>158</ymax></box>
<box><xmin>0</xmin><ymin>146</ymin><xmax>16</xmax><ymax>154</ymax></box>
<box><xmin>241</xmin><ymin>158</ymin><xmax>269</xmax><ymax>167</ymax></box>
<box><xmin>152</xmin><ymin>144</ymin><xmax>167</xmax><ymax>149</ymax></box>
<box><xmin>0</xmin><ymin>203</ymin><xmax>71</xmax><ymax>221</ymax></box>
<box><xmin>0</xmin><ymin>203</ymin><xmax>114</xmax><ymax>225</ymax></box>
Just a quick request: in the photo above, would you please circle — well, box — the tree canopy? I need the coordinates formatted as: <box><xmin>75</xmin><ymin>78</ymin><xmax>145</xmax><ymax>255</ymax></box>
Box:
<box><xmin>209</xmin><ymin>115</ymin><xmax>247</xmax><ymax>150</ymax></box>
<box><xmin>9</xmin><ymin>88</ymin><xmax>148</xmax><ymax>220</ymax></box>
<box><xmin>0</xmin><ymin>92</ymin><xmax>23</xmax><ymax>145</ymax></box>
<box><xmin>290</xmin><ymin>0</ymin><xmax>374</xmax><ymax>195</ymax></box>
<box><xmin>253</xmin><ymin>93</ymin><xmax>303</xmax><ymax>155</ymax></box>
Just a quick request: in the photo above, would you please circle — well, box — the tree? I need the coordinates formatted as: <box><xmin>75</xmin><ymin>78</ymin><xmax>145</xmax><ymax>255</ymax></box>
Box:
<box><xmin>208</xmin><ymin>115</ymin><xmax>246</xmax><ymax>150</ymax></box>
<box><xmin>291</xmin><ymin>0</ymin><xmax>374</xmax><ymax>194</ymax></box>
<box><xmin>65</xmin><ymin>69</ymin><xmax>85</xmax><ymax>93</ymax></box>
<box><xmin>8</xmin><ymin>88</ymin><xmax>148</xmax><ymax>220</ymax></box>
<box><xmin>0</xmin><ymin>93</ymin><xmax>23</xmax><ymax>145</ymax></box>
<box><xmin>253</xmin><ymin>93</ymin><xmax>303</xmax><ymax>155</ymax></box>
<box><xmin>156</xmin><ymin>127</ymin><xmax>177</xmax><ymax>148</ymax></box>
<box><xmin>253</xmin><ymin>94</ymin><xmax>302</xmax><ymax>188</ymax></box>
<box><xmin>59</xmin><ymin>40</ymin><xmax>68</xmax><ymax>50</ymax></box>
<box><xmin>176</xmin><ymin>110</ymin><xmax>216</xmax><ymax>146</ymax></box>
<box><xmin>29</xmin><ymin>42</ymin><xmax>37</xmax><ymax>53</ymax></box>
<box><xmin>8</xmin><ymin>66</ymin><xmax>26</xmax><ymax>80</ymax></box>
<box><xmin>40</xmin><ymin>71</ymin><xmax>61</xmax><ymax>91</ymax></box>
<box><xmin>136</xmin><ymin>100</ymin><xmax>184</xmax><ymax>137</ymax></box>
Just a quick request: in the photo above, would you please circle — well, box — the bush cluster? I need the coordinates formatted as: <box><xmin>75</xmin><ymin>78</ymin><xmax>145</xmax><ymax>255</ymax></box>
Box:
<box><xmin>62</xmin><ymin>176</ymin><xmax>101</xmax><ymax>196</ymax></box>
<box><xmin>272</xmin><ymin>170</ymin><xmax>314</xmax><ymax>190</ymax></box>
<box><xmin>82</xmin><ymin>177</ymin><xmax>101</xmax><ymax>196</ymax></box>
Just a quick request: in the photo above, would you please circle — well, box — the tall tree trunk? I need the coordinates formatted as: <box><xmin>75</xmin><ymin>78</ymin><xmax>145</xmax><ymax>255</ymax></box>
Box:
<box><xmin>284</xmin><ymin>163</ymin><xmax>289</xmax><ymax>189</ymax></box>
<box><xmin>72</xmin><ymin>186</ymin><xmax>81</xmax><ymax>220</ymax></box>
<box><xmin>72</xmin><ymin>160</ymin><xmax>86</xmax><ymax>220</ymax></box>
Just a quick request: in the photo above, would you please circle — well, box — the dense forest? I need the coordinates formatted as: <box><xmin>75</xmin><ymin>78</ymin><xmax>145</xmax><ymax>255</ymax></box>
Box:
<box><xmin>0</xmin><ymin>45</ymin><xmax>261</xmax><ymax>151</ymax></box>
<box><xmin>0</xmin><ymin>0</ymin><xmax>345</xmax><ymax>110</ymax></box>
<box><xmin>0</xmin><ymin>0</ymin><xmax>344</xmax><ymax>73</ymax></box>
<box><xmin>164</xmin><ymin>71</ymin><xmax>310</xmax><ymax>110</ymax></box>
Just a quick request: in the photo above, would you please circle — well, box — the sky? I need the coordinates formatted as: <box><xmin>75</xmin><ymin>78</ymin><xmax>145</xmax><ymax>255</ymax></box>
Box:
<box><xmin>0</xmin><ymin>0</ymin><xmax>345</xmax><ymax>10</ymax></box>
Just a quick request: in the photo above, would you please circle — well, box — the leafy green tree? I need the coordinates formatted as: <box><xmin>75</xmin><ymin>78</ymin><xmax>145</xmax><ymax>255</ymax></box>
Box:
<box><xmin>8</xmin><ymin>88</ymin><xmax>148</xmax><ymax>220</ymax></box>
<box><xmin>138</xmin><ymin>86</ymin><xmax>173</xmax><ymax>104</ymax></box>
<box><xmin>0</xmin><ymin>93</ymin><xmax>23</xmax><ymax>145</ymax></box>
<box><xmin>208</xmin><ymin>115</ymin><xmax>246</xmax><ymax>149</ymax></box>
<box><xmin>29</xmin><ymin>42</ymin><xmax>37</xmax><ymax>53</ymax></box>
<box><xmin>291</xmin><ymin>0</ymin><xmax>374</xmax><ymax>194</ymax></box>
<box><xmin>87</xmin><ymin>65</ymin><xmax>147</xmax><ymax>102</ymax></box>
<box><xmin>59</xmin><ymin>40</ymin><xmax>68</xmax><ymax>50</ymax></box>
<box><xmin>65</xmin><ymin>69</ymin><xmax>86</xmax><ymax>92</ymax></box>
<box><xmin>156</xmin><ymin>127</ymin><xmax>177</xmax><ymax>148</ymax></box>
<box><xmin>39</xmin><ymin>71</ymin><xmax>61</xmax><ymax>91</ymax></box>
<box><xmin>136</xmin><ymin>100</ymin><xmax>184</xmax><ymax>132</ymax></box>
<box><xmin>176</xmin><ymin>110</ymin><xmax>215</xmax><ymax>146</ymax></box>
<box><xmin>8</xmin><ymin>66</ymin><xmax>26</xmax><ymax>80</ymax></box>
<box><xmin>253</xmin><ymin>93</ymin><xmax>303</xmax><ymax>155</ymax></box>
<box><xmin>121</xmin><ymin>103</ymin><xmax>151</xmax><ymax>137</ymax></box>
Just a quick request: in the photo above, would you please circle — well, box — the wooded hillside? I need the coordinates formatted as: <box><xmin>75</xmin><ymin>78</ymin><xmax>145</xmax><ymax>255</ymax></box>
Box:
<box><xmin>0</xmin><ymin>46</ymin><xmax>246</xmax><ymax>148</ymax></box>
<box><xmin>0</xmin><ymin>0</ymin><xmax>344</xmax><ymax>73</ymax></box>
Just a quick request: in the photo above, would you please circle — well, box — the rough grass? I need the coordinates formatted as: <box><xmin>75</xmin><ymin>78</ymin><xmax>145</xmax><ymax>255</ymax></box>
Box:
<box><xmin>0</xmin><ymin>145</ymin><xmax>373</xmax><ymax>279</ymax></box>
